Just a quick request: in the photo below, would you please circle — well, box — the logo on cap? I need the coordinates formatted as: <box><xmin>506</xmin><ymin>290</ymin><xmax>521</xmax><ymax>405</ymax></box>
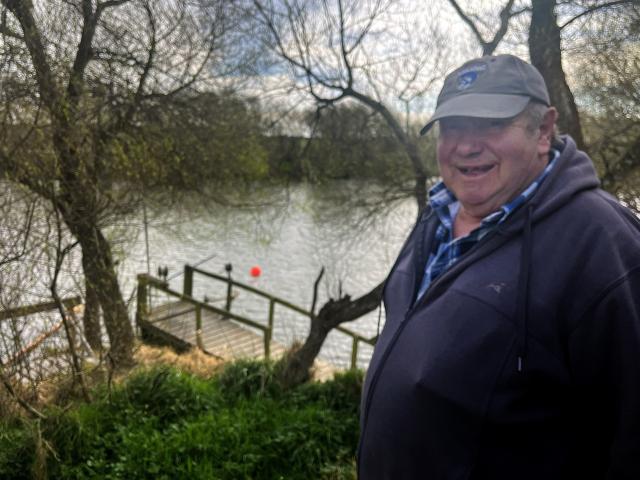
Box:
<box><xmin>456</xmin><ymin>64</ymin><xmax>486</xmax><ymax>90</ymax></box>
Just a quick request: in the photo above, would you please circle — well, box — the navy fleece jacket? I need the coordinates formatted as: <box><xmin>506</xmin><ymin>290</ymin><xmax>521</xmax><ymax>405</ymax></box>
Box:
<box><xmin>358</xmin><ymin>136</ymin><xmax>640</xmax><ymax>479</ymax></box>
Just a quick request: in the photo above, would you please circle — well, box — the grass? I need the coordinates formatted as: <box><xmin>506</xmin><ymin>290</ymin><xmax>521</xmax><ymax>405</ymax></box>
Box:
<box><xmin>0</xmin><ymin>358</ymin><xmax>361</xmax><ymax>479</ymax></box>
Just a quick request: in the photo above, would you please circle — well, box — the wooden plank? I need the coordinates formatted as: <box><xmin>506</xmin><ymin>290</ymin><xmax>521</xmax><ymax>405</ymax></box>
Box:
<box><xmin>145</xmin><ymin>300</ymin><xmax>339</xmax><ymax>381</ymax></box>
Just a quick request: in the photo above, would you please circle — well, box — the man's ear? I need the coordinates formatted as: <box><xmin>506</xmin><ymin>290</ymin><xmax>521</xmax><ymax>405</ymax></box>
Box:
<box><xmin>538</xmin><ymin>107</ymin><xmax>558</xmax><ymax>155</ymax></box>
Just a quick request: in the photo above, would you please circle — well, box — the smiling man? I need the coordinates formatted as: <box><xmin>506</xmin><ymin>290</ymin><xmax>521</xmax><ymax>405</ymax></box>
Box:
<box><xmin>358</xmin><ymin>55</ymin><xmax>640</xmax><ymax>479</ymax></box>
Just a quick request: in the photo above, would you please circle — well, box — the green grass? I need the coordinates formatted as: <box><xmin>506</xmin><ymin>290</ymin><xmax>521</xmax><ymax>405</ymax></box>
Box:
<box><xmin>0</xmin><ymin>360</ymin><xmax>361</xmax><ymax>479</ymax></box>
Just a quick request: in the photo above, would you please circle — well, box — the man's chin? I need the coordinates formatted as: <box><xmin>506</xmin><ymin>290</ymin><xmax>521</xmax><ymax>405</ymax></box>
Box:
<box><xmin>458</xmin><ymin>197</ymin><xmax>500</xmax><ymax>219</ymax></box>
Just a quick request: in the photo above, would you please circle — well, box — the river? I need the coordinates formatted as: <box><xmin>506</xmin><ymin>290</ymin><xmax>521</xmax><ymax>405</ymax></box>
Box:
<box><xmin>118</xmin><ymin>182</ymin><xmax>418</xmax><ymax>369</ymax></box>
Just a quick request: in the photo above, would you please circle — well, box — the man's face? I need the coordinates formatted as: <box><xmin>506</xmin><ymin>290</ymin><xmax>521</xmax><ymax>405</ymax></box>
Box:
<box><xmin>436</xmin><ymin>111</ymin><xmax>553</xmax><ymax>219</ymax></box>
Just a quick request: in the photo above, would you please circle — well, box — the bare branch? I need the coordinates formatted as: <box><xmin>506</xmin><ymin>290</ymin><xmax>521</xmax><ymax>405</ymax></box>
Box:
<box><xmin>559</xmin><ymin>0</ymin><xmax>635</xmax><ymax>30</ymax></box>
<box><xmin>447</xmin><ymin>0</ymin><xmax>517</xmax><ymax>55</ymax></box>
<box><xmin>310</xmin><ymin>266</ymin><xmax>325</xmax><ymax>317</ymax></box>
<box><xmin>447</xmin><ymin>0</ymin><xmax>487</xmax><ymax>47</ymax></box>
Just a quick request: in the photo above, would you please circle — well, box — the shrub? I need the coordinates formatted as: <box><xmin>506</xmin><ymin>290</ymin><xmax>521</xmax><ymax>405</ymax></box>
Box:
<box><xmin>0</xmin><ymin>361</ymin><xmax>360</xmax><ymax>479</ymax></box>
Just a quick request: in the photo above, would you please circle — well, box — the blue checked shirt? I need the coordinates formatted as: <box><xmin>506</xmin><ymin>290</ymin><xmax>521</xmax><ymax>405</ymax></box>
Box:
<box><xmin>416</xmin><ymin>149</ymin><xmax>560</xmax><ymax>300</ymax></box>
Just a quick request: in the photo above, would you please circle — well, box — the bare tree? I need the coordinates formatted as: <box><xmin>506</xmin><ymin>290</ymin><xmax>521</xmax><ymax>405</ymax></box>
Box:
<box><xmin>251</xmin><ymin>0</ymin><xmax>450</xmax><ymax>386</ymax></box>
<box><xmin>0</xmin><ymin>0</ymin><xmax>236</xmax><ymax>366</ymax></box>
<box><xmin>252</xmin><ymin>0</ymin><xmax>449</xmax><ymax>209</ymax></box>
<box><xmin>0</xmin><ymin>187</ymin><xmax>87</xmax><ymax>416</ymax></box>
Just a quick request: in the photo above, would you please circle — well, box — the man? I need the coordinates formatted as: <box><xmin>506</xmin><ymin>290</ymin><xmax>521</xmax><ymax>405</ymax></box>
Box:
<box><xmin>358</xmin><ymin>54</ymin><xmax>640</xmax><ymax>479</ymax></box>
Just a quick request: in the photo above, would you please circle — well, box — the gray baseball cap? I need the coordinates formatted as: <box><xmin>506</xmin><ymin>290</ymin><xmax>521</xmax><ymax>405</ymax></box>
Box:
<box><xmin>420</xmin><ymin>54</ymin><xmax>550</xmax><ymax>135</ymax></box>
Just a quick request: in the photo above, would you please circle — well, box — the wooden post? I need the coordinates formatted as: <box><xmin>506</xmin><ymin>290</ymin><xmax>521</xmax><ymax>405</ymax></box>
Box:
<box><xmin>350</xmin><ymin>336</ymin><xmax>359</xmax><ymax>370</ymax></box>
<box><xmin>195</xmin><ymin>305</ymin><xmax>204</xmax><ymax>351</ymax></box>
<box><xmin>183</xmin><ymin>265</ymin><xmax>193</xmax><ymax>297</ymax></box>
<box><xmin>225</xmin><ymin>278</ymin><xmax>233</xmax><ymax>312</ymax></box>
<box><xmin>265</xmin><ymin>299</ymin><xmax>275</xmax><ymax>360</ymax></box>
<box><xmin>136</xmin><ymin>274</ymin><xmax>148</xmax><ymax>329</ymax></box>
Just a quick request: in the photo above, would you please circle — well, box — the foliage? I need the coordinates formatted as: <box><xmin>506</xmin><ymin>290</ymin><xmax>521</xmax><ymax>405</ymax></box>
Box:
<box><xmin>301</xmin><ymin>104</ymin><xmax>415</xmax><ymax>182</ymax></box>
<box><xmin>263</xmin><ymin>103</ymin><xmax>425</xmax><ymax>184</ymax></box>
<box><xmin>572</xmin><ymin>4</ymin><xmax>640</xmax><ymax>199</ymax></box>
<box><xmin>0</xmin><ymin>362</ymin><xmax>362</xmax><ymax>479</ymax></box>
<box><xmin>0</xmin><ymin>425</ymin><xmax>34</xmax><ymax>480</ymax></box>
<box><xmin>113</xmin><ymin>92</ymin><xmax>270</xmax><ymax>193</ymax></box>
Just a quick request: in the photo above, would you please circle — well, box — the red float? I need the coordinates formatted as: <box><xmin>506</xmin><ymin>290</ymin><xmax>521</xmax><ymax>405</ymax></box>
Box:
<box><xmin>250</xmin><ymin>266</ymin><xmax>262</xmax><ymax>277</ymax></box>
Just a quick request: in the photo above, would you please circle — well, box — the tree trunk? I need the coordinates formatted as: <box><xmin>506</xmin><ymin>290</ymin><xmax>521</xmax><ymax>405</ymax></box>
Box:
<box><xmin>529</xmin><ymin>0</ymin><xmax>586</xmax><ymax>150</ymax></box>
<box><xmin>62</xmin><ymin>204</ymin><xmax>134</xmax><ymax>367</ymax></box>
<box><xmin>278</xmin><ymin>281</ymin><xmax>384</xmax><ymax>389</ymax></box>
<box><xmin>82</xmin><ymin>266</ymin><xmax>103</xmax><ymax>352</ymax></box>
<box><xmin>79</xmin><ymin>225</ymin><xmax>134</xmax><ymax>367</ymax></box>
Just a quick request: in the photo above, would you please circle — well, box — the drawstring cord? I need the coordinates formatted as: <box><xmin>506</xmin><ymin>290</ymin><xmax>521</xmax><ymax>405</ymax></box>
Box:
<box><xmin>516</xmin><ymin>204</ymin><xmax>534</xmax><ymax>372</ymax></box>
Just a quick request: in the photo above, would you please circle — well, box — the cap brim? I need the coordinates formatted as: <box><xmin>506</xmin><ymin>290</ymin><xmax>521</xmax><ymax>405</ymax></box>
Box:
<box><xmin>419</xmin><ymin>94</ymin><xmax>530</xmax><ymax>136</ymax></box>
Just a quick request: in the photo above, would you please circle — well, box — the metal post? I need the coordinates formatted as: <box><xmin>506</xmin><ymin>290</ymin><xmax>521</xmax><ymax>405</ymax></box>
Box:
<box><xmin>195</xmin><ymin>305</ymin><xmax>204</xmax><ymax>351</ymax></box>
<box><xmin>265</xmin><ymin>299</ymin><xmax>275</xmax><ymax>360</ymax></box>
<box><xmin>136</xmin><ymin>274</ymin><xmax>148</xmax><ymax>330</ymax></box>
<box><xmin>350</xmin><ymin>336</ymin><xmax>359</xmax><ymax>370</ymax></box>
<box><xmin>183</xmin><ymin>265</ymin><xmax>193</xmax><ymax>297</ymax></box>
<box><xmin>225</xmin><ymin>263</ymin><xmax>233</xmax><ymax>312</ymax></box>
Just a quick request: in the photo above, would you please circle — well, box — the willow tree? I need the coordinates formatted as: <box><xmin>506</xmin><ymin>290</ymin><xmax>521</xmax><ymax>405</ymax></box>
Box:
<box><xmin>0</xmin><ymin>0</ymin><xmax>237</xmax><ymax>366</ymax></box>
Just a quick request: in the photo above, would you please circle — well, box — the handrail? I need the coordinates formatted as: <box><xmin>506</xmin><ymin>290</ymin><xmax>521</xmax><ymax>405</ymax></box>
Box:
<box><xmin>140</xmin><ymin>275</ymin><xmax>269</xmax><ymax>332</ymax></box>
<box><xmin>187</xmin><ymin>266</ymin><xmax>310</xmax><ymax>316</ymax></box>
<box><xmin>137</xmin><ymin>274</ymin><xmax>273</xmax><ymax>358</ymax></box>
<box><xmin>0</xmin><ymin>296</ymin><xmax>82</xmax><ymax>323</ymax></box>
<box><xmin>179</xmin><ymin>265</ymin><xmax>378</xmax><ymax>369</ymax></box>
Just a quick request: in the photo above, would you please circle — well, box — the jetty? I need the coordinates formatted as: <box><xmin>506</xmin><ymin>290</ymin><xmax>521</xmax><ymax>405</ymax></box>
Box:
<box><xmin>135</xmin><ymin>266</ymin><xmax>377</xmax><ymax>380</ymax></box>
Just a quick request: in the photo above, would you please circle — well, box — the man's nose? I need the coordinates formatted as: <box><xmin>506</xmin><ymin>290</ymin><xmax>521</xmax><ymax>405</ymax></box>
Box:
<box><xmin>454</xmin><ymin>130</ymin><xmax>484</xmax><ymax>157</ymax></box>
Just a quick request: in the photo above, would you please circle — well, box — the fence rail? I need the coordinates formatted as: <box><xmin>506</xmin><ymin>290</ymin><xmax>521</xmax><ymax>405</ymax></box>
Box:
<box><xmin>0</xmin><ymin>296</ymin><xmax>82</xmax><ymax>323</ymax></box>
<box><xmin>1</xmin><ymin>296</ymin><xmax>83</xmax><ymax>367</ymax></box>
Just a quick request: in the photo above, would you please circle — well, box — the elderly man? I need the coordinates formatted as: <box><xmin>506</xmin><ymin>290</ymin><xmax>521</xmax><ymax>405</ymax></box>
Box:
<box><xmin>358</xmin><ymin>54</ymin><xmax>640</xmax><ymax>479</ymax></box>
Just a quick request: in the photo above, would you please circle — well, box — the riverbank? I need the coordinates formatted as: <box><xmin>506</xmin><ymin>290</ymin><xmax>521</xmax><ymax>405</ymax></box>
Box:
<box><xmin>0</xmin><ymin>346</ymin><xmax>360</xmax><ymax>479</ymax></box>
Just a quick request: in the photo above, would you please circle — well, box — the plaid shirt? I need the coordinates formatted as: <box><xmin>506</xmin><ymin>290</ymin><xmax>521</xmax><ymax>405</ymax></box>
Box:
<box><xmin>416</xmin><ymin>149</ymin><xmax>560</xmax><ymax>300</ymax></box>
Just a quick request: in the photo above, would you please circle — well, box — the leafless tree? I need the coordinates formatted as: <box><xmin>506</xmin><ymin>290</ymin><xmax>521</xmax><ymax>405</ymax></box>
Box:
<box><xmin>251</xmin><ymin>0</ymin><xmax>451</xmax><ymax>386</ymax></box>
<box><xmin>0</xmin><ymin>188</ymin><xmax>88</xmax><ymax>416</ymax></box>
<box><xmin>252</xmin><ymin>0</ymin><xmax>450</xmax><ymax>209</ymax></box>
<box><xmin>0</xmin><ymin>0</ymin><xmax>239</xmax><ymax>366</ymax></box>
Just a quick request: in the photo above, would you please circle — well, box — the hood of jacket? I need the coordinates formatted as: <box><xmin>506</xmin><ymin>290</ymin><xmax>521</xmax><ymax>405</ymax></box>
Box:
<box><xmin>499</xmin><ymin>135</ymin><xmax>600</xmax><ymax>235</ymax></box>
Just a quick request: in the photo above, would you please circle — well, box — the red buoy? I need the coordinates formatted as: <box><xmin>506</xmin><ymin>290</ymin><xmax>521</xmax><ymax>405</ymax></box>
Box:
<box><xmin>250</xmin><ymin>266</ymin><xmax>262</xmax><ymax>277</ymax></box>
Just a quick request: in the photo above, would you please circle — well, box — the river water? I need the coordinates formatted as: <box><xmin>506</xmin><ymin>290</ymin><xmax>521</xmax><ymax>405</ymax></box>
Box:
<box><xmin>118</xmin><ymin>182</ymin><xmax>418</xmax><ymax>368</ymax></box>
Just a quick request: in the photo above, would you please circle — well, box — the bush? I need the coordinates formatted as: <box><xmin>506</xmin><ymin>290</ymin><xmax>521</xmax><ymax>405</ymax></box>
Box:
<box><xmin>0</xmin><ymin>361</ymin><xmax>360</xmax><ymax>479</ymax></box>
<box><xmin>215</xmin><ymin>358</ymin><xmax>280</xmax><ymax>401</ymax></box>
<box><xmin>0</xmin><ymin>424</ymin><xmax>34</xmax><ymax>480</ymax></box>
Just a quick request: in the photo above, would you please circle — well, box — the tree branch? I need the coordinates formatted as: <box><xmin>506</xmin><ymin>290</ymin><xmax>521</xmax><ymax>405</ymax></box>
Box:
<box><xmin>560</xmin><ymin>0</ymin><xmax>634</xmax><ymax>29</ymax></box>
<box><xmin>1</xmin><ymin>0</ymin><xmax>60</xmax><ymax>115</ymax></box>
<box><xmin>448</xmin><ymin>0</ymin><xmax>517</xmax><ymax>55</ymax></box>
<box><xmin>447</xmin><ymin>0</ymin><xmax>487</xmax><ymax>48</ymax></box>
<box><xmin>310</xmin><ymin>266</ymin><xmax>325</xmax><ymax>316</ymax></box>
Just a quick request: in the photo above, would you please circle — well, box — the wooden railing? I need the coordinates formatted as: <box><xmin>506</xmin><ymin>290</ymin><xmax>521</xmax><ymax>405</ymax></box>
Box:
<box><xmin>137</xmin><ymin>265</ymin><xmax>378</xmax><ymax>369</ymax></box>
<box><xmin>0</xmin><ymin>296</ymin><xmax>82</xmax><ymax>322</ymax></box>
<box><xmin>0</xmin><ymin>296</ymin><xmax>83</xmax><ymax>366</ymax></box>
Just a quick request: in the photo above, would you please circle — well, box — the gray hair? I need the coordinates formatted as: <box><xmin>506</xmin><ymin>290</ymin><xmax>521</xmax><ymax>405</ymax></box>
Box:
<box><xmin>521</xmin><ymin>101</ymin><xmax>561</xmax><ymax>145</ymax></box>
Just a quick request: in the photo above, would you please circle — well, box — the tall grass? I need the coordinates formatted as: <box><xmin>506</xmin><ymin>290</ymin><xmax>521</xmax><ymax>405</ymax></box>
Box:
<box><xmin>0</xmin><ymin>360</ymin><xmax>361</xmax><ymax>479</ymax></box>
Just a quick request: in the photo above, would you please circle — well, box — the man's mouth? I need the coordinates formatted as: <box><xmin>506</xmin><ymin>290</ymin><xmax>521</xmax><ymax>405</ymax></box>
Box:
<box><xmin>458</xmin><ymin>165</ymin><xmax>495</xmax><ymax>176</ymax></box>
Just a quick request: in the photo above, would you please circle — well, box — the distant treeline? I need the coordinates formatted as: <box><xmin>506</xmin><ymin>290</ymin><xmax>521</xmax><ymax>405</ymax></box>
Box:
<box><xmin>113</xmin><ymin>93</ymin><xmax>431</xmax><ymax>191</ymax></box>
